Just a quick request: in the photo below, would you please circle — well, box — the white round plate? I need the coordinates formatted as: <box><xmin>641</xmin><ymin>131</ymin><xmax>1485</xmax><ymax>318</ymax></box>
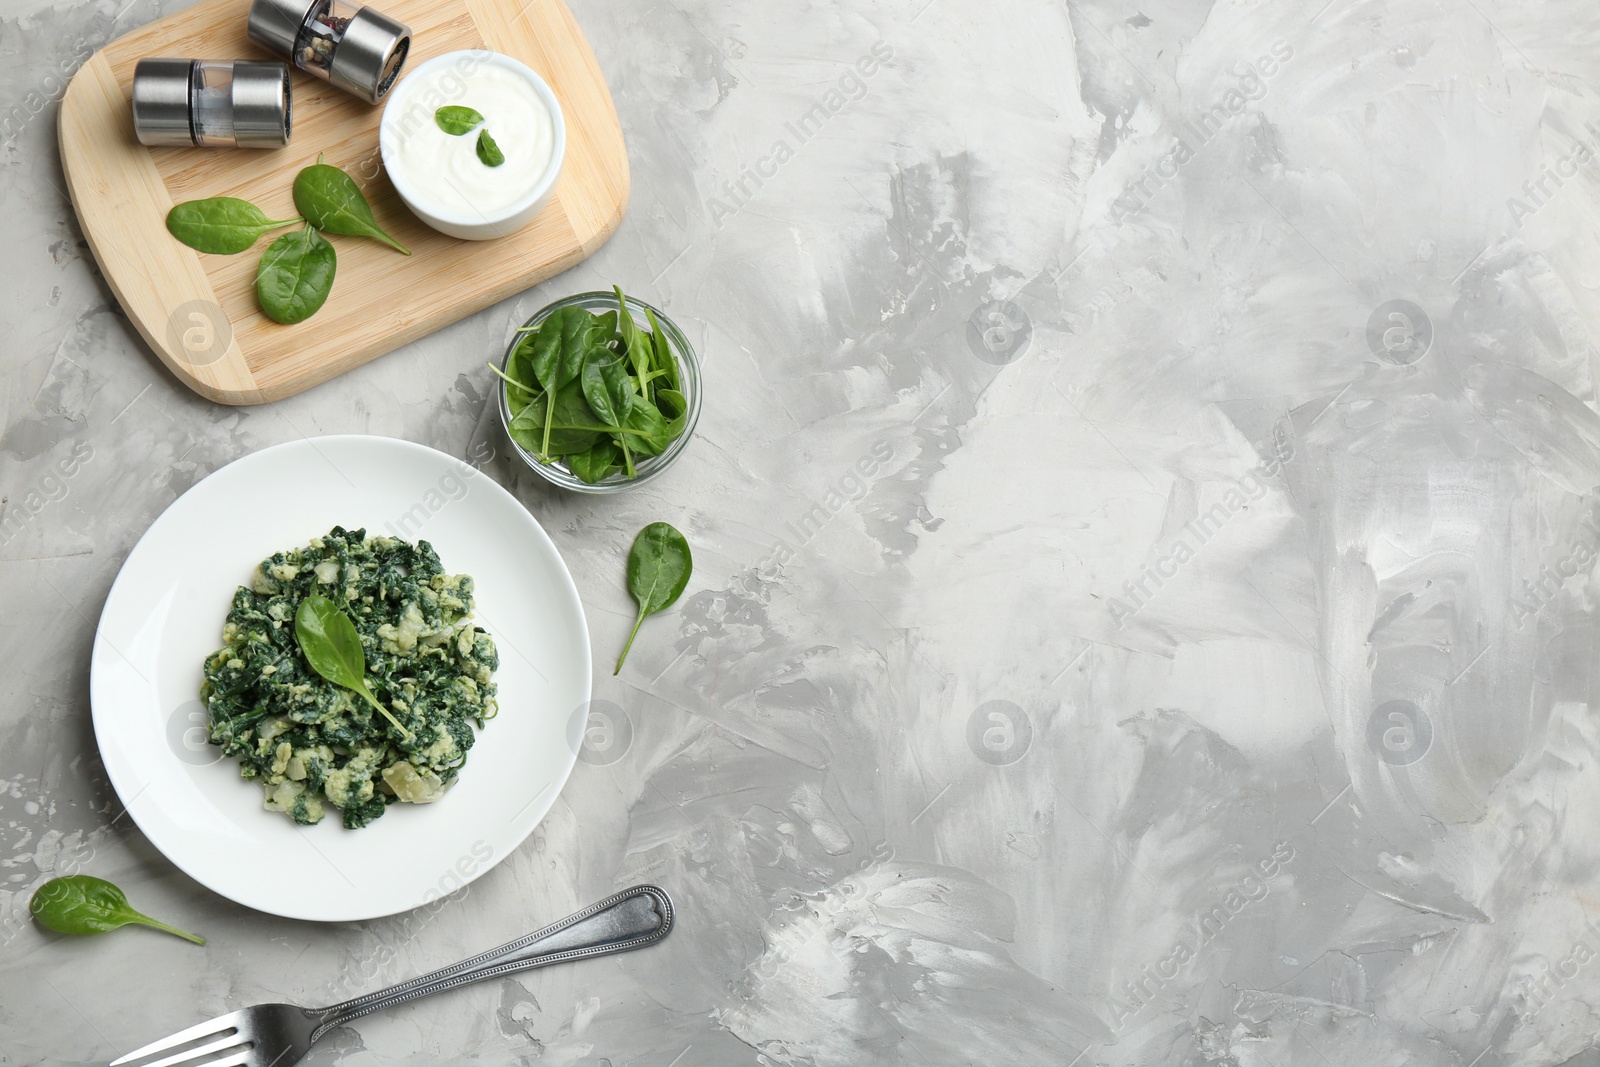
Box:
<box><xmin>90</xmin><ymin>436</ymin><xmax>588</xmax><ymax>921</ymax></box>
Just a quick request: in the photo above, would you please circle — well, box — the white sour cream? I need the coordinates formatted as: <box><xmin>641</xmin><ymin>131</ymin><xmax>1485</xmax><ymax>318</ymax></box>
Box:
<box><xmin>383</xmin><ymin>62</ymin><xmax>555</xmax><ymax>218</ymax></box>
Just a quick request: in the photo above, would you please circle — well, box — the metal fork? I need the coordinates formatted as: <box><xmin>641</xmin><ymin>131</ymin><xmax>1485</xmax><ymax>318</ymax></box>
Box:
<box><xmin>109</xmin><ymin>884</ymin><xmax>673</xmax><ymax>1067</ymax></box>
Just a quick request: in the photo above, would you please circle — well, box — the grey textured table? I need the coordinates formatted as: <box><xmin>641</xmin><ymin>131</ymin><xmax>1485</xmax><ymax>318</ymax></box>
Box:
<box><xmin>4</xmin><ymin>0</ymin><xmax>1598</xmax><ymax>1064</ymax></box>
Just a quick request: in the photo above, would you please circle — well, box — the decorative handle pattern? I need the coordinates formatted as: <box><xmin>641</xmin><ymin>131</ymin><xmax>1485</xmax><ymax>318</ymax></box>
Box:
<box><xmin>312</xmin><ymin>885</ymin><xmax>673</xmax><ymax>1038</ymax></box>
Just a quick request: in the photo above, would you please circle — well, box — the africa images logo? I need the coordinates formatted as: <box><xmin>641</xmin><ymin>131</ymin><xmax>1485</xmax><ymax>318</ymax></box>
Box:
<box><xmin>1109</xmin><ymin>41</ymin><xmax>1294</xmax><ymax>224</ymax></box>
<box><xmin>1107</xmin><ymin>841</ymin><xmax>1295</xmax><ymax>1029</ymax></box>
<box><xmin>706</xmin><ymin>42</ymin><xmax>894</xmax><ymax>227</ymax></box>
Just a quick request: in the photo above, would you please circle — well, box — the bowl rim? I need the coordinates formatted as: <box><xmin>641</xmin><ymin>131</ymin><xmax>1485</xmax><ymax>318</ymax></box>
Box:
<box><xmin>379</xmin><ymin>49</ymin><xmax>567</xmax><ymax>229</ymax></box>
<box><xmin>498</xmin><ymin>291</ymin><xmax>701</xmax><ymax>494</ymax></box>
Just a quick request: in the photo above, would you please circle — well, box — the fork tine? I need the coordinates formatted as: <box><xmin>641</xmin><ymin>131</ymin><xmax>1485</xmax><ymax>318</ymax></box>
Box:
<box><xmin>137</xmin><ymin>1053</ymin><xmax>258</xmax><ymax>1067</ymax></box>
<box><xmin>121</xmin><ymin>1031</ymin><xmax>253</xmax><ymax>1067</ymax></box>
<box><xmin>108</xmin><ymin>1010</ymin><xmax>246</xmax><ymax>1067</ymax></box>
<box><xmin>177</xmin><ymin>1053</ymin><xmax>255</xmax><ymax>1067</ymax></box>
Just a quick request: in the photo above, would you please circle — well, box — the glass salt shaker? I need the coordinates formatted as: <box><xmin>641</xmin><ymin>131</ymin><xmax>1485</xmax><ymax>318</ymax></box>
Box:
<box><xmin>132</xmin><ymin>59</ymin><xmax>292</xmax><ymax>148</ymax></box>
<box><xmin>247</xmin><ymin>0</ymin><xmax>411</xmax><ymax>105</ymax></box>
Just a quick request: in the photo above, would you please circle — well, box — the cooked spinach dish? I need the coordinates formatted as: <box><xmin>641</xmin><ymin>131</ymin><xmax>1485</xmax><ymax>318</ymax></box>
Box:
<box><xmin>201</xmin><ymin>527</ymin><xmax>499</xmax><ymax>829</ymax></box>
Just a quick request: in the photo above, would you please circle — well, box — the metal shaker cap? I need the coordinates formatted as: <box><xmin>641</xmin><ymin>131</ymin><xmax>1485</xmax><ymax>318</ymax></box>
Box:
<box><xmin>246</xmin><ymin>0</ymin><xmax>411</xmax><ymax>104</ymax></box>
<box><xmin>230</xmin><ymin>61</ymin><xmax>293</xmax><ymax>145</ymax></box>
<box><xmin>329</xmin><ymin>7</ymin><xmax>410</xmax><ymax>103</ymax></box>
<box><xmin>131</xmin><ymin>58</ymin><xmax>195</xmax><ymax>147</ymax></box>
<box><xmin>246</xmin><ymin>0</ymin><xmax>311</xmax><ymax>61</ymax></box>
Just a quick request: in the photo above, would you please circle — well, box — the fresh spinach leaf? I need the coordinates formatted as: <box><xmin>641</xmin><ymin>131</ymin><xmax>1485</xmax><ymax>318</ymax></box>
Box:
<box><xmin>508</xmin><ymin>391</ymin><xmax>604</xmax><ymax>456</ymax></box>
<box><xmin>615</xmin><ymin>522</ymin><xmax>692</xmax><ymax>673</ymax></box>
<box><xmin>293</xmin><ymin>157</ymin><xmax>411</xmax><ymax>255</ymax></box>
<box><xmin>579</xmin><ymin>349</ymin><xmax>635</xmax><ymax>476</ymax></box>
<box><xmin>476</xmin><ymin>129</ymin><xmax>506</xmax><ymax>167</ymax></box>
<box><xmin>615</xmin><ymin>286</ymin><xmax>653</xmax><ymax>396</ymax></box>
<box><xmin>166</xmin><ymin>197</ymin><xmax>300</xmax><ymax>254</ymax></box>
<box><xmin>529</xmin><ymin>308</ymin><xmax>609</xmax><ymax>456</ymax></box>
<box><xmin>621</xmin><ymin>396</ymin><xmax>676</xmax><ymax>457</ymax></box>
<box><xmin>567</xmin><ymin>440</ymin><xmax>620</xmax><ymax>483</ymax></box>
<box><xmin>295</xmin><ymin>594</ymin><xmax>411</xmax><ymax>737</ymax></box>
<box><xmin>435</xmin><ymin>105</ymin><xmax>484</xmax><ymax>135</ymax></box>
<box><xmin>581</xmin><ymin>348</ymin><xmax>632</xmax><ymax>428</ymax></box>
<box><xmin>31</xmin><ymin>875</ymin><xmax>205</xmax><ymax>945</ymax></box>
<box><xmin>656</xmin><ymin>387</ymin><xmax>688</xmax><ymax>421</ymax></box>
<box><xmin>256</xmin><ymin>225</ymin><xmax>337</xmax><ymax>325</ymax></box>
<box><xmin>509</xmin><ymin>332</ymin><xmax>538</xmax><ymax>386</ymax></box>
<box><xmin>529</xmin><ymin>307</ymin><xmax>603</xmax><ymax>392</ymax></box>
<box><xmin>644</xmin><ymin>307</ymin><xmax>681</xmax><ymax>394</ymax></box>
<box><xmin>488</xmin><ymin>358</ymin><xmax>537</xmax><ymax>415</ymax></box>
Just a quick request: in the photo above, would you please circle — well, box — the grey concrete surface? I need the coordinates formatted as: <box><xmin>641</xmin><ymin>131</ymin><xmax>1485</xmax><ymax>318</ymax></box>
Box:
<box><xmin>5</xmin><ymin>0</ymin><xmax>1600</xmax><ymax>1064</ymax></box>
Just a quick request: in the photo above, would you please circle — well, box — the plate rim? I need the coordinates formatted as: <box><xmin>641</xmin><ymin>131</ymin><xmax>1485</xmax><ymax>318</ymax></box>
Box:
<box><xmin>88</xmin><ymin>434</ymin><xmax>588</xmax><ymax>921</ymax></box>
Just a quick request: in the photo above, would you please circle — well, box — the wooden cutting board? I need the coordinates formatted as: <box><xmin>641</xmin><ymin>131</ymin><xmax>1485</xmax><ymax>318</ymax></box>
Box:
<box><xmin>59</xmin><ymin>0</ymin><xmax>628</xmax><ymax>404</ymax></box>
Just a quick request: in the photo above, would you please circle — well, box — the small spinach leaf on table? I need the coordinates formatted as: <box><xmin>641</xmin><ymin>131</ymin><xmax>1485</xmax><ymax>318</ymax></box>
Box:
<box><xmin>31</xmin><ymin>875</ymin><xmax>205</xmax><ymax>945</ymax></box>
<box><xmin>615</xmin><ymin>522</ymin><xmax>692</xmax><ymax>673</ymax></box>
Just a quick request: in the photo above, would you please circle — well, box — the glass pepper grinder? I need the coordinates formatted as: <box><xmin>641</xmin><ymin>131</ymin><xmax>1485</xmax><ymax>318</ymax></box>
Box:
<box><xmin>132</xmin><ymin>59</ymin><xmax>292</xmax><ymax>148</ymax></box>
<box><xmin>247</xmin><ymin>0</ymin><xmax>411</xmax><ymax>105</ymax></box>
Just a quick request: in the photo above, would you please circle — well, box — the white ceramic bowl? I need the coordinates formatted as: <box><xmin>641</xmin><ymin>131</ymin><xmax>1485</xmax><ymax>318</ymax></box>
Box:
<box><xmin>380</xmin><ymin>50</ymin><xmax>566</xmax><ymax>241</ymax></box>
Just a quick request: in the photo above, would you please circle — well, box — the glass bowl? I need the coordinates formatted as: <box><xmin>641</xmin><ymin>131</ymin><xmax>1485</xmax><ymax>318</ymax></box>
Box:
<box><xmin>497</xmin><ymin>291</ymin><xmax>701</xmax><ymax>493</ymax></box>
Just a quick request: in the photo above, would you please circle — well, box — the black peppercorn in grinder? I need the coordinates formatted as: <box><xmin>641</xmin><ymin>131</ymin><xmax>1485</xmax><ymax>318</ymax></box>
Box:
<box><xmin>247</xmin><ymin>0</ymin><xmax>411</xmax><ymax>104</ymax></box>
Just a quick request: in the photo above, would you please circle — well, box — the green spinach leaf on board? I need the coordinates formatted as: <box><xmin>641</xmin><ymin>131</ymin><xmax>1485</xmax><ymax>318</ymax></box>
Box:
<box><xmin>256</xmin><ymin>225</ymin><xmax>337</xmax><ymax>325</ymax></box>
<box><xmin>31</xmin><ymin>875</ymin><xmax>205</xmax><ymax>945</ymax></box>
<box><xmin>166</xmin><ymin>197</ymin><xmax>301</xmax><ymax>254</ymax></box>
<box><xmin>615</xmin><ymin>522</ymin><xmax>692</xmax><ymax>673</ymax></box>
<box><xmin>293</xmin><ymin>156</ymin><xmax>411</xmax><ymax>255</ymax></box>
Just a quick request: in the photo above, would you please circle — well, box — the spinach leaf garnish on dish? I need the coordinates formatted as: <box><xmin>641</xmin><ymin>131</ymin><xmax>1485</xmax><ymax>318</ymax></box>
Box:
<box><xmin>434</xmin><ymin>105</ymin><xmax>485</xmax><ymax>135</ymax></box>
<box><xmin>296</xmin><ymin>594</ymin><xmax>410</xmax><ymax>738</ymax></box>
<box><xmin>475</xmin><ymin>129</ymin><xmax>506</xmax><ymax>167</ymax></box>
